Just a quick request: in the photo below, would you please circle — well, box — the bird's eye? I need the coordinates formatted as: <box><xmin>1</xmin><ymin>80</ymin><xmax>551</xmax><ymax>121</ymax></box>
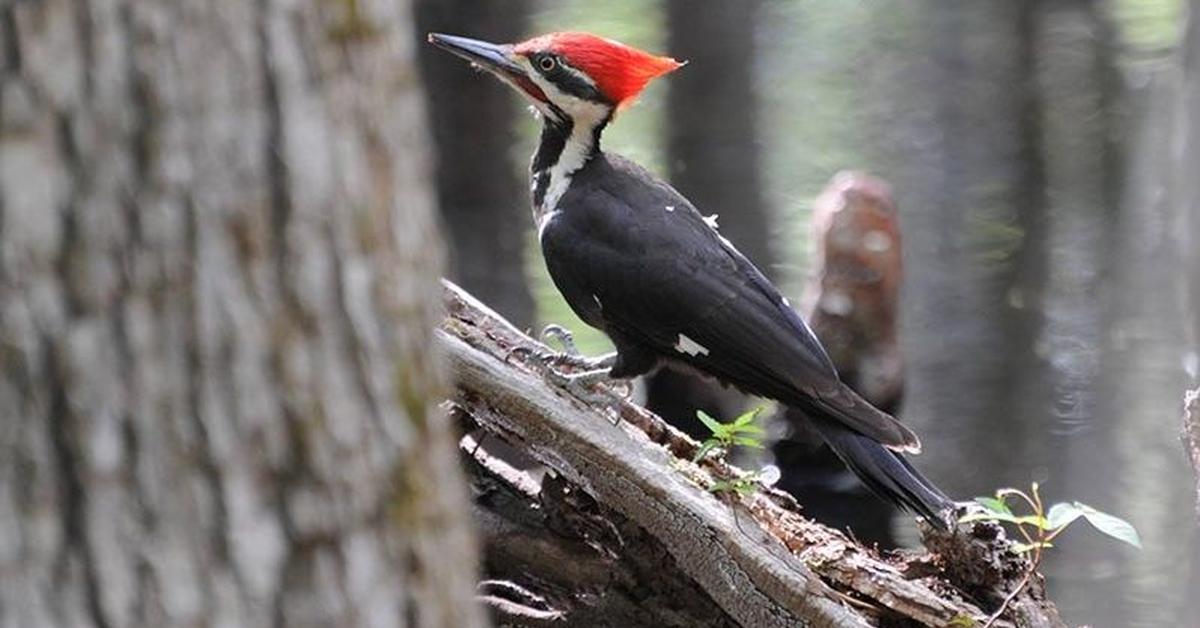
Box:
<box><xmin>538</xmin><ymin>56</ymin><xmax>557</xmax><ymax>72</ymax></box>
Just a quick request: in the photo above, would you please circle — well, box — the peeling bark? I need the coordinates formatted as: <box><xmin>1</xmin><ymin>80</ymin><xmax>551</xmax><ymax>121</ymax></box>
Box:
<box><xmin>0</xmin><ymin>1</ymin><xmax>484</xmax><ymax>627</ymax></box>
<box><xmin>440</xmin><ymin>280</ymin><xmax>1066</xmax><ymax>628</ymax></box>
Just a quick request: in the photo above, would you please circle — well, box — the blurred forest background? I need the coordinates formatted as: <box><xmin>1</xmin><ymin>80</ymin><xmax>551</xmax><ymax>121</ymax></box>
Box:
<box><xmin>417</xmin><ymin>1</ymin><xmax>1200</xmax><ymax>626</ymax></box>
<box><xmin>0</xmin><ymin>0</ymin><xmax>1197</xmax><ymax>626</ymax></box>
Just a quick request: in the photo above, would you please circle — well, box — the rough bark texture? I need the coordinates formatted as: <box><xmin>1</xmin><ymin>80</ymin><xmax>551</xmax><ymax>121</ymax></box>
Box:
<box><xmin>414</xmin><ymin>0</ymin><xmax>534</xmax><ymax>329</ymax></box>
<box><xmin>442</xmin><ymin>280</ymin><xmax>1066</xmax><ymax>628</ymax></box>
<box><xmin>0</xmin><ymin>2</ymin><xmax>484</xmax><ymax>627</ymax></box>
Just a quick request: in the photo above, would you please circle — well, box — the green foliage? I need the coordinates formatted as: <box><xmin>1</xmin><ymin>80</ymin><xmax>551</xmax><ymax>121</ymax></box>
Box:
<box><xmin>692</xmin><ymin>407</ymin><xmax>766</xmax><ymax>462</ymax></box>
<box><xmin>708</xmin><ymin>471</ymin><xmax>764</xmax><ymax>497</ymax></box>
<box><xmin>960</xmin><ymin>483</ymin><xmax>1142</xmax><ymax>554</ymax></box>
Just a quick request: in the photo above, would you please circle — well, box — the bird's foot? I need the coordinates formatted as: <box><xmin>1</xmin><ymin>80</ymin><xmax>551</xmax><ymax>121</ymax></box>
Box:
<box><xmin>540</xmin><ymin>324</ymin><xmax>580</xmax><ymax>357</ymax></box>
<box><xmin>509</xmin><ymin>341</ymin><xmax>631</xmax><ymax>419</ymax></box>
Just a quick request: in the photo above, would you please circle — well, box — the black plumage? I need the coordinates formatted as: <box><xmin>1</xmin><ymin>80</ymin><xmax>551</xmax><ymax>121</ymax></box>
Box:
<box><xmin>543</xmin><ymin>153</ymin><xmax>951</xmax><ymax>524</ymax></box>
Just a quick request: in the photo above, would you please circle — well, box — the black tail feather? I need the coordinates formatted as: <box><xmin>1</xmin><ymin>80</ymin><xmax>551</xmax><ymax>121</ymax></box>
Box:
<box><xmin>809</xmin><ymin>416</ymin><xmax>953</xmax><ymax>528</ymax></box>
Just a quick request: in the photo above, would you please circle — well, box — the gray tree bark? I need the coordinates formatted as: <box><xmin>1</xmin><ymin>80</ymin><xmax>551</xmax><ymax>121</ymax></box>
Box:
<box><xmin>0</xmin><ymin>1</ymin><xmax>484</xmax><ymax>627</ymax></box>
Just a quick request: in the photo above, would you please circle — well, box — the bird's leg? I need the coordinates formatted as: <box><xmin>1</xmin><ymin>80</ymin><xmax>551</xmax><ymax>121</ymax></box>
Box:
<box><xmin>510</xmin><ymin>334</ymin><xmax>631</xmax><ymax>413</ymax></box>
<box><xmin>539</xmin><ymin>324</ymin><xmax>619</xmax><ymax>369</ymax></box>
<box><xmin>534</xmin><ymin>324</ymin><xmax>621</xmax><ymax>374</ymax></box>
<box><xmin>518</xmin><ymin>348</ymin><xmax>619</xmax><ymax>393</ymax></box>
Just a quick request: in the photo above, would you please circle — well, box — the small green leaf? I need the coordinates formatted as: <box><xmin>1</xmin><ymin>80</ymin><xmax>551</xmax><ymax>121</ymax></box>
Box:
<box><xmin>1076</xmin><ymin>503</ymin><xmax>1142</xmax><ymax>549</ymax></box>
<box><xmin>730</xmin><ymin>424</ymin><xmax>766</xmax><ymax>436</ymax></box>
<box><xmin>730</xmin><ymin>436</ymin><xmax>765</xmax><ymax>448</ymax></box>
<box><xmin>976</xmin><ymin>496</ymin><xmax>1012</xmax><ymax>516</ymax></box>
<box><xmin>732</xmin><ymin>407</ymin><xmax>763</xmax><ymax>426</ymax></box>
<box><xmin>1046</xmin><ymin>502</ymin><xmax>1084</xmax><ymax>530</ymax></box>
<box><xmin>696</xmin><ymin>410</ymin><xmax>723</xmax><ymax>435</ymax></box>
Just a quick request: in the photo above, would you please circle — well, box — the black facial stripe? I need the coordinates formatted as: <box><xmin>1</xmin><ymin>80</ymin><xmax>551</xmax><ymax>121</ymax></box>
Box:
<box><xmin>532</xmin><ymin>116</ymin><xmax>573</xmax><ymax>208</ymax></box>
<box><xmin>531</xmin><ymin>53</ymin><xmax>608</xmax><ymax>104</ymax></box>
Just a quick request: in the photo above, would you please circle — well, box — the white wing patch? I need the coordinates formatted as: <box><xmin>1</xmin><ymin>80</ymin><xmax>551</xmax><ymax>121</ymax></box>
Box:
<box><xmin>675</xmin><ymin>334</ymin><xmax>710</xmax><ymax>356</ymax></box>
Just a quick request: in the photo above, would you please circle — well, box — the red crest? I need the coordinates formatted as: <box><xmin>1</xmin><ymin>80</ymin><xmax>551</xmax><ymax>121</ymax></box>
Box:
<box><xmin>514</xmin><ymin>32</ymin><xmax>684</xmax><ymax>107</ymax></box>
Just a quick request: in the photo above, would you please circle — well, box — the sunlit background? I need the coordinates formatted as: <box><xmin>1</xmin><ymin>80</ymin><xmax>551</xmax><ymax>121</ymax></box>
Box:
<box><xmin>418</xmin><ymin>1</ymin><xmax>1198</xmax><ymax>626</ymax></box>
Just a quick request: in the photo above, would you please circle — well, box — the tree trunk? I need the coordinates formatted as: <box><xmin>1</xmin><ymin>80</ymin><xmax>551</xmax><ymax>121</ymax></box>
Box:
<box><xmin>0</xmin><ymin>2</ymin><xmax>484</xmax><ymax>627</ymax></box>
<box><xmin>414</xmin><ymin>0</ymin><xmax>535</xmax><ymax>329</ymax></box>
<box><xmin>866</xmin><ymin>0</ymin><xmax>1050</xmax><ymax>496</ymax></box>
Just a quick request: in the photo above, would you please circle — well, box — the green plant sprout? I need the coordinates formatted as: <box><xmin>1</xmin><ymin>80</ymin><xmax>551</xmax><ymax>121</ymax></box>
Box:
<box><xmin>692</xmin><ymin>407</ymin><xmax>779</xmax><ymax>498</ymax></box>
<box><xmin>708</xmin><ymin>471</ymin><xmax>764</xmax><ymax>497</ymax></box>
<box><xmin>960</xmin><ymin>483</ymin><xmax>1140</xmax><ymax>627</ymax></box>
<box><xmin>960</xmin><ymin>483</ymin><xmax>1141</xmax><ymax>552</ymax></box>
<box><xmin>692</xmin><ymin>406</ymin><xmax>766</xmax><ymax>462</ymax></box>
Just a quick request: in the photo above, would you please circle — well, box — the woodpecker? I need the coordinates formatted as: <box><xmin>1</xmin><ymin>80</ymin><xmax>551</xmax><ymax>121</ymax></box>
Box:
<box><xmin>428</xmin><ymin>31</ymin><xmax>953</xmax><ymax>526</ymax></box>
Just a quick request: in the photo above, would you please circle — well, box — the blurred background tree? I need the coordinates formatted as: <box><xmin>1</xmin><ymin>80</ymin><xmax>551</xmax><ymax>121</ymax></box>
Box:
<box><xmin>0</xmin><ymin>1</ymin><xmax>483</xmax><ymax>626</ymax></box>
<box><xmin>415</xmin><ymin>0</ymin><xmax>535</xmax><ymax>329</ymax></box>
<box><xmin>420</xmin><ymin>1</ymin><xmax>1200</xmax><ymax>625</ymax></box>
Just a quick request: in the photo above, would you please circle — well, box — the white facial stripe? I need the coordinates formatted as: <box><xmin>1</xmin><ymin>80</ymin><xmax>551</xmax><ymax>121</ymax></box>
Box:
<box><xmin>543</xmin><ymin>126</ymin><xmax>593</xmax><ymax>212</ymax></box>
<box><xmin>519</xmin><ymin>56</ymin><xmax>614</xmax><ymax>214</ymax></box>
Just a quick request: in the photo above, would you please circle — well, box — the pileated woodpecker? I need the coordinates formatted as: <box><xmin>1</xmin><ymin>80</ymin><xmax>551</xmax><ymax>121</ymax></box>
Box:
<box><xmin>428</xmin><ymin>31</ymin><xmax>952</xmax><ymax>526</ymax></box>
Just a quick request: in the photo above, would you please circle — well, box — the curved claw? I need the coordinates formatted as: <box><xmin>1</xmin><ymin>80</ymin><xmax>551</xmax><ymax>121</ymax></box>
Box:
<box><xmin>508</xmin><ymin>345</ymin><xmax>628</xmax><ymax>418</ymax></box>
<box><xmin>540</xmin><ymin>324</ymin><xmax>579</xmax><ymax>356</ymax></box>
<box><xmin>508</xmin><ymin>345</ymin><xmax>554</xmax><ymax>369</ymax></box>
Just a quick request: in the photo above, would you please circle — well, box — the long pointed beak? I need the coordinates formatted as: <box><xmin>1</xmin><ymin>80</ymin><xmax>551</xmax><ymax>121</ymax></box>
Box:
<box><xmin>428</xmin><ymin>33</ymin><xmax>522</xmax><ymax>75</ymax></box>
<box><xmin>427</xmin><ymin>33</ymin><xmax>549</xmax><ymax>105</ymax></box>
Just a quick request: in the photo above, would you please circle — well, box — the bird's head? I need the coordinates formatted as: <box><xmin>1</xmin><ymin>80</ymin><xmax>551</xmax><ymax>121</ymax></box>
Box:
<box><xmin>428</xmin><ymin>31</ymin><xmax>684</xmax><ymax>124</ymax></box>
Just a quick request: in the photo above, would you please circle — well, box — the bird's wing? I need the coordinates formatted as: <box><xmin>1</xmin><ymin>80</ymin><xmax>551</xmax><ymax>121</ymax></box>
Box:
<box><xmin>544</xmin><ymin>181</ymin><xmax>919</xmax><ymax>452</ymax></box>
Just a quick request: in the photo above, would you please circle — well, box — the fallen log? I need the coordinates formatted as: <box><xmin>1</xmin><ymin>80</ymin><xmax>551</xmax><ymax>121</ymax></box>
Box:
<box><xmin>438</xmin><ymin>280</ymin><xmax>1065</xmax><ymax>627</ymax></box>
